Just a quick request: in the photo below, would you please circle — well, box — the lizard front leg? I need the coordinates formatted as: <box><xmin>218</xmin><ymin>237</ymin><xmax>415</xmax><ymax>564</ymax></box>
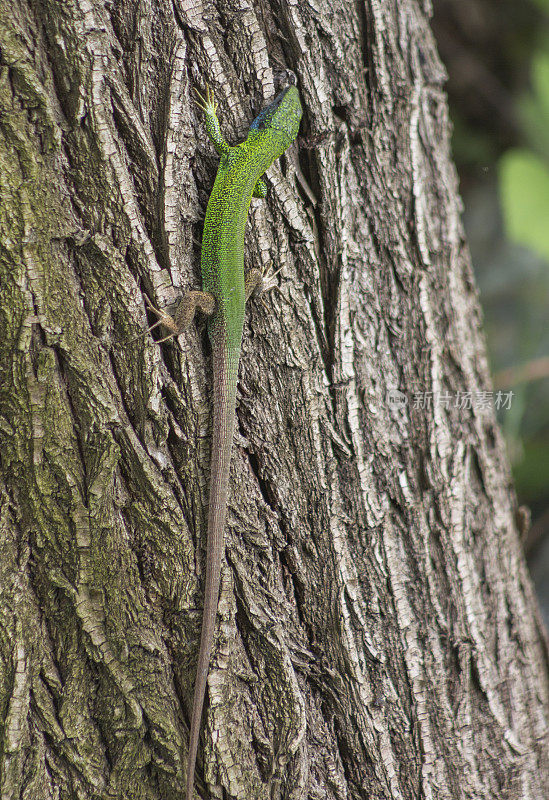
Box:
<box><xmin>195</xmin><ymin>85</ymin><xmax>267</xmax><ymax>199</ymax></box>
<box><xmin>193</xmin><ymin>85</ymin><xmax>230</xmax><ymax>157</ymax></box>
<box><xmin>245</xmin><ymin>263</ymin><xmax>283</xmax><ymax>301</ymax></box>
<box><xmin>252</xmin><ymin>177</ymin><xmax>268</xmax><ymax>198</ymax></box>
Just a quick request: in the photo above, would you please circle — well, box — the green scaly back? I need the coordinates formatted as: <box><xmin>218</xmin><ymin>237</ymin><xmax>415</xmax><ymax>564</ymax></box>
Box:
<box><xmin>199</xmin><ymin>84</ymin><xmax>303</xmax><ymax>350</ymax></box>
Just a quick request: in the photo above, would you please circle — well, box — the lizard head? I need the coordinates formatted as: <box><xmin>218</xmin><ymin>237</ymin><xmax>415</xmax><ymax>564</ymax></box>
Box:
<box><xmin>248</xmin><ymin>85</ymin><xmax>303</xmax><ymax>151</ymax></box>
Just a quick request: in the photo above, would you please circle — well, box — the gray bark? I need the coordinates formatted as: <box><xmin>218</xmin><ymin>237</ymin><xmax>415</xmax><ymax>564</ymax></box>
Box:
<box><xmin>0</xmin><ymin>1</ymin><xmax>547</xmax><ymax>799</ymax></box>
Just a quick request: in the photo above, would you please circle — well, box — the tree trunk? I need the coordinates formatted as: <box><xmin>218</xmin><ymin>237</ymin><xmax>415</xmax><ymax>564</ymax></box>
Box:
<box><xmin>0</xmin><ymin>1</ymin><xmax>547</xmax><ymax>799</ymax></box>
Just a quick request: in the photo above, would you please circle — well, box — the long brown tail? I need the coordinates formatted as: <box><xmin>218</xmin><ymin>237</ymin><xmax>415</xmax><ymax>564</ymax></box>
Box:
<box><xmin>186</xmin><ymin>341</ymin><xmax>240</xmax><ymax>800</ymax></box>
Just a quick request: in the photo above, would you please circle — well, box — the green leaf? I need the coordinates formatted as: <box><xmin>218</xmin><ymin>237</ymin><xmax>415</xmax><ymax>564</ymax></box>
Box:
<box><xmin>531</xmin><ymin>0</ymin><xmax>549</xmax><ymax>14</ymax></box>
<box><xmin>531</xmin><ymin>51</ymin><xmax>549</xmax><ymax>119</ymax></box>
<box><xmin>499</xmin><ymin>149</ymin><xmax>549</xmax><ymax>260</ymax></box>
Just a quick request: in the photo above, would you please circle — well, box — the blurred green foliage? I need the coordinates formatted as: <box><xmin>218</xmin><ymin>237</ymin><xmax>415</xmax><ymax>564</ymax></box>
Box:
<box><xmin>500</xmin><ymin>148</ymin><xmax>549</xmax><ymax>261</ymax></box>
<box><xmin>518</xmin><ymin>51</ymin><xmax>549</xmax><ymax>153</ymax></box>
<box><xmin>496</xmin><ymin>29</ymin><xmax>549</xmax><ymax>505</ymax></box>
<box><xmin>434</xmin><ymin>0</ymin><xmax>549</xmax><ymax>526</ymax></box>
<box><xmin>500</xmin><ymin>50</ymin><xmax>549</xmax><ymax>260</ymax></box>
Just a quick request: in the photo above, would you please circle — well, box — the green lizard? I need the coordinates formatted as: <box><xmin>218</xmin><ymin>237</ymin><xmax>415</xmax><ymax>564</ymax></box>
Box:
<box><xmin>143</xmin><ymin>80</ymin><xmax>302</xmax><ymax>800</ymax></box>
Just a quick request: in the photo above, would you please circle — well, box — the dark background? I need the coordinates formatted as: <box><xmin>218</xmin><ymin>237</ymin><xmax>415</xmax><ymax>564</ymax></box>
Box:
<box><xmin>433</xmin><ymin>0</ymin><xmax>549</xmax><ymax>624</ymax></box>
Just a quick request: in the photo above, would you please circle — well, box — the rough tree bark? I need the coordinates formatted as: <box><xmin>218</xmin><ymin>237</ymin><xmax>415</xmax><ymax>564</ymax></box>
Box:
<box><xmin>0</xmin><ymin>1</ymin><xmax>547</xmax><ymax>799</ymax></box>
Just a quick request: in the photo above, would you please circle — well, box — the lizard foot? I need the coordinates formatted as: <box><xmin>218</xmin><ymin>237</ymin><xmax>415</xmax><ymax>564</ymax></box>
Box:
<box><xmin>193</xmin><ymin>84</ymin><xmax>217</xmax><ymax>116</ymax></box>
<box><xmin>245</xmin><ymin>263</ymin><xmax>283</xmax><ymax>302</ymax></box>
<box><xmin>127</xmin><ymin>295</ymin><xmax>178</xmax><ymax>343</ymax></box>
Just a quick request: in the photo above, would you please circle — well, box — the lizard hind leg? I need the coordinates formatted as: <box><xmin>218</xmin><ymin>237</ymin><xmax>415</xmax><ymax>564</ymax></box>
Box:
<box><xmin>135</xmin><ymin>290</ymin><xmax>215</xmax><ymax>344</ymax></box>
<box><xmin>168</xmin><ymin>290</ymin><xmax>216</xmax><ymax>333</ymax></box>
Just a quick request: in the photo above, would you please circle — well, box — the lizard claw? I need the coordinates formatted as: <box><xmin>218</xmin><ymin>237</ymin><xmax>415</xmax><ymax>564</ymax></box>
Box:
<box><xmin>245</xmin><ymin>262</ymin><xmax>283</xmax><ymax>305</ymax></box>
<box><xmin>193</xmin><ymin>84</ymin><xmax>217</xmax><ymax>115</ymax></box>
<box><xmin>127</xmin><ymin>296</ymin><xmax>179</xmax><ymax>344</ymax></box>
<box><xmin>144</xmin><ymin>295</ymin><xmax>181</xmax><ymax>341</ymax></box>
<box><xmin>258</xmin><ymin>262</ymin><xmax>283</xmax><ymax>296</ymax></box>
